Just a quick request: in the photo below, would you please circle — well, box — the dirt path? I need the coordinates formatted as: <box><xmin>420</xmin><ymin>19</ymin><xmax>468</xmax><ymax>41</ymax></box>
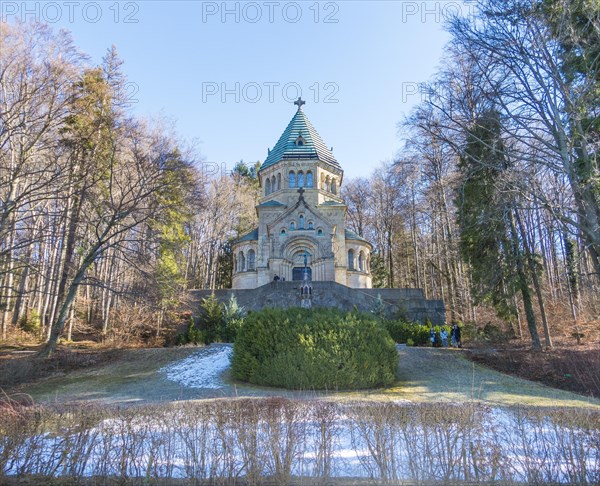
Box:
<box><xmin>18</xmin><ymin>344</ymin><xmax>600</xmax><ymax>409</ymax></box>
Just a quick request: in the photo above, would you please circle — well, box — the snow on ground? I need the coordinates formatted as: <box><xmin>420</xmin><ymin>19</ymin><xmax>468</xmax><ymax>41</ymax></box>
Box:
<box><xmin>160</xmin><ymin>344</ymin><xmax>232</xmax><ymax>389</ymax></box>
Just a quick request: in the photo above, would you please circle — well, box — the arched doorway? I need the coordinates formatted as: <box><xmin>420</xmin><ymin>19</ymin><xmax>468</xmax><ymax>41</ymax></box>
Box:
<box><xmin>282</xmin><ymin>237</ymin><xmax>319</xmax><ymax>282</ymax></box>
<box><xmin>293</xmin><ymin>266</ymin><xmax>312</xmax><ymax>281</ymax></box>
<box><xmin>291</xmin><ymin>248</ymin><xmax>312</xmax><ymax>281</ymax></box>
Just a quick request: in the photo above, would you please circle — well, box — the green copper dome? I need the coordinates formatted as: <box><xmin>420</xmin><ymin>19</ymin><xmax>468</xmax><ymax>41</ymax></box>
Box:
<box><xmin>261</xmin><ymin>100</ymin><xmax>340</xmax><ymax>171</ymax></box>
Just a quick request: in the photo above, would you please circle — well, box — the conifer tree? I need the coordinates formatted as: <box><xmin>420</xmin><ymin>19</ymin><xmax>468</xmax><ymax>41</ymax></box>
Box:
<box><xmin>457</xmin><ymin>110</ymin><xmax>542</xmax><ymax>350</ymax></box>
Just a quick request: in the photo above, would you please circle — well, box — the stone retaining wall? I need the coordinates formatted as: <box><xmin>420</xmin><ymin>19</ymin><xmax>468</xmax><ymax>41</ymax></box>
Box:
<box><xmin>188</xmin><ymin>281</ymin><xmax>445</xmax><ymax>325</ymax></box>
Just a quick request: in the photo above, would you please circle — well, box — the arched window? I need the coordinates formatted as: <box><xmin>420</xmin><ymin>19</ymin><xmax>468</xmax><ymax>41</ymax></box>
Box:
<box><xmin>280</xmin><ymin>228</ymin><xmax>286</xmax><ymax>235</ymax></box>
<box><xmin>277</xmin><ymin>173</ymin><xmax>281</xmax><ymax>190</ymax></box>
<box><xmin>308</xmin><ymin>221</ymin><xmax>314</xmax><ymax>230</ymax></box>
<box><xmin>321</xmin><ymin>173</ymin><xmax>326</xmax><ymax>190</ymax></box>
<box><xmin>348</xmin><ymin>249</ymin><xmax>355</xmax><ymax>271</ymax></box>
<box><xmin>317</xmin><ymin>228</ymin><xmax>323</xmax><ymax>236</ymax></box>
<box><xmin>271</xmin><ymin>175</ymin><xmax>276</xmax><ymax>192</ymax></box>
<box><xmin>325</xmin><ymin>176</ymin><xmax>331</xmax><ymax>192</ymax></box>
<box><xmin>238</xmin><ymin>251</ymin><xmax>245</xmax><ymax>272</ymax></box>
<box><xmin>298</xmin><ymin>171</ymin><xmax>304</xmax><ymax>187</ymax></box>
<box><xmin>289</xmin><ymin>171</ymin><xmax>296</xmax><ymax>188</ymax></box>
<box><xmin>331</xmin><ymin>178</ymin><xmax>337</xmax><ymax>194</ymax></box>
<box><xmin>358</xmin><ymin>251</ymin><xmax>365</xmax><ymax>272</ymax></box>
<box><xmin>290</xmin><ymin>221</ymin><xmax>295</xmax><ymax>230</ymax></box>
<box><xmin>306</xmin><ymin>171</ymin><xmax>313</xmax><ymax>187</ymax></box>
<box><xmin>248</xmin><ymin>249</ymin><xmax>256</xmax><ymax>271</ymax></box>
<box><xmin>265</xmin><ymin>178</ymin><xmax>271</xmax><ymax>195</ymax></box>
<box><xmin>299</xmin><ymin>214</ymin><xmax>305</xmax><ymax>229</ymax></box>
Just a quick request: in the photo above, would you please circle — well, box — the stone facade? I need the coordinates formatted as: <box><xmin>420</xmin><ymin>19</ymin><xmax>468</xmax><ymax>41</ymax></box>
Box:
<box><xmin>232</xmin><ymin>100</ymin><xmax>372</xmax><ymax>289</ymax></box>
<box><xmin>216</xmin><ymin>100</ymin><xmax>446</xmax><ymax>324</ymax></box>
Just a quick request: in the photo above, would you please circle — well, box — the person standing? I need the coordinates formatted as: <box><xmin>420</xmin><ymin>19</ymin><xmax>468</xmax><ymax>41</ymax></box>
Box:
<box><xmin>440</xmin><ymin>327</ymin><xmax>448</xmax><ymax>347</ymax></box>
<box><xmin>451</xmin><ymin>323</ymin><xmax>462</xmax><ymax>348</ymax></box>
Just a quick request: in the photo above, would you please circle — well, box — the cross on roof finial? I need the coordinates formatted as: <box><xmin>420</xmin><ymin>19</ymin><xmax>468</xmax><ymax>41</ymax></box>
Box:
<box><xmin>294</xmin><ymin>97</ymin><xmax>305</xmax><ymax>110</ymax></box>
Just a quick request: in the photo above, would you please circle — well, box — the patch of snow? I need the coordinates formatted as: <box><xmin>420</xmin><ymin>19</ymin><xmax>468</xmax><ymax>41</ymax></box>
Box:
<box><xmin>160</xmin><ymin>345</ymin><xmax>232</xmax><ymax>389</ymax></box>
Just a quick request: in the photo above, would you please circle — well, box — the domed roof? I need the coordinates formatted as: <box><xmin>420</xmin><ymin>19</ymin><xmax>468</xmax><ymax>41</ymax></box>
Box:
<box><xmin>261</xmin><ymin>99</ymin><xmax>340</xmax><ymax>171</ymax></box>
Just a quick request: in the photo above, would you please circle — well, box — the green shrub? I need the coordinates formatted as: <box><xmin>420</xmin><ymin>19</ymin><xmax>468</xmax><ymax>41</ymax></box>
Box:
<box><xmin>384</xmin><ymin>320</ymin><xmax>452</xmax><ymax>347</ymax></box>
<box><xmin>175</xmin><ymin>332</ymin><xmax>186</xmax><ymax>345</ymax></box>
<box><xmin>231</xmin><ymin>307</ymin><xmax>398</xmax><ymax>390</ymax></box>
<box><xmin>18</xmin><ymin>310</ymin><xmax>41</xmax><ymax>334</ymax></box>
<box><xmin>178</xmin><ymin>294</ymin><xmax>246</xmax><ymax>345</ymax></box>
<box><xmin>175</xmin><ymin>316</ymin><xmax>205</xmax><ymax>345</ymax></box>
<box><xmin>369</xmin><ymin>294</ymin><xmax>388</xmax><ymax>319</ymax></box>
<box><xmin>198</xmin><ymin>293</ymin><xmax>224</xmax><ymax>344</ymax></box>
<box><xmin>385</xmin><ymin>320</ymin><xmax>431</xmax><ymax>346</ymax></box>
<box><xmin>221</xmin><ymin>295</ymin><xmax>245</xmax><ymax>342</ymax></box>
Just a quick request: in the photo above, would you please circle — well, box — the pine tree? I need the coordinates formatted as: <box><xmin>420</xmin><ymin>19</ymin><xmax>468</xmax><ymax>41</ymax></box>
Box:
<box><xmin>457</xmin><ymin>110</ymin><xmax>542</xmax><ymax>350</ymax></box>
<box><xmin>198</xmin><ymin>293</ymin><xmax>224</xmax><ymax>344</ymax></box>
<box><xmin>222</xmin><ymin>294</ymin><xmax>246</xmax><ymax>342</ymax></box>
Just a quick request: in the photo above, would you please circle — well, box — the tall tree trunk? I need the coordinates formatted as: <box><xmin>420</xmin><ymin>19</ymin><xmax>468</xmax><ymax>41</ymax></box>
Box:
<box><xmin>563</xmin><ymin>233</ymin><xmax>582</xmax><ymax>344</ymax></box>
<box><xmin>515</xmin><ymin>211</ymin><xmax>553</xmax><ymax>350</ymax></box>
<box><xmin>1</xmin><ymin>223</ymin><xmax>16</xmax><ymax>339</ymax></box>
<box><xmin>508</xmin><ymin>211</ymin><xmax>541</xmax><ymax>350</ymax></box>
<box><xmin>40</xmin><ymin>244</ymin><xmax>101</xmax><ymax>358</ymax></box>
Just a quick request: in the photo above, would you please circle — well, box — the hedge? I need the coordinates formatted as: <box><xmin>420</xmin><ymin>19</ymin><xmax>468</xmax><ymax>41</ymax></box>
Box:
<box><xmin>231</xmin><ymin>308</ymin><xmax>398</xmax><ymax>390</ymax></box>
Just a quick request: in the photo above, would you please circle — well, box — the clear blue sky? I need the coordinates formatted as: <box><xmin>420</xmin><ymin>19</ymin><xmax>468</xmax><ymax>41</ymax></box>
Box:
<box><xmin>4</xmin><ymin>1</ymin><xmax>473</xmax><ymax>178</ymax></box>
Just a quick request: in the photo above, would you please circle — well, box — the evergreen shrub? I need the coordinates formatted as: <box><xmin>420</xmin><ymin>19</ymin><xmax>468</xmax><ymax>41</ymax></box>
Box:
<box><xmin>384</xmin><ymin>320</ymin><xmax>431</xmax><ymax>346</ymax></box>
<box><xmin>231</xmin><ymin>307</ymin><xmax>398</xmax><ymax>390</ymax></box>
<box><xmin>384</xmin><ymin>320</ymin><xmax>452</xmax><ymax>346</ymax></box>
<box><xmin>177</xmin><ymin>294</ymin><xmax>245</xmax><ymax>345</ymax></box>
<box><xmin>18</xmin><ymin>310</ymin><xmax>41</xmax><ymax>335</ymax></box>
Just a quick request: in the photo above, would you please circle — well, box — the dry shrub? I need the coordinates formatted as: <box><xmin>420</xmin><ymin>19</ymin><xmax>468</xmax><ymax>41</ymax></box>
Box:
<box><xmin>0</xmin><ymin>399</ymin><xmax>598</xmax><ymax>484</ymax></box>
<box><xmin>502</xmin><ymin>406</ymin><xmax>600</xmax><ymax>485</ymax></box>
<box><xmin>0</xmin><ymin>391</ymin><xmax>35</xmax><ymax>423</ymax></box>
<box><xmin>103</xmin><ymin>304</ymin><xmax>163</xmax><ymax>347</ymax></box>
<box><xmin>346</xmin><ymin>402</ymin><xmax>502</xmax><ymax>483</ymax></box>
<box><xmin>2</xmin><ymin>328</ymin><xmax>42</xmax><ymax>346</ymax></box>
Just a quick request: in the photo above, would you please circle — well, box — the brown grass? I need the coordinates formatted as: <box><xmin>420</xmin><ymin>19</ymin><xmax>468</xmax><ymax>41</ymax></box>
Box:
<box><xmin>0</xmin><ymin>347</ymin><xmax>123</xmax><ymax>390</ymax></box>
<box><xmin>467</xmin><ymin>334</ymin><xmax>600</xmax><ymax>398</ymax></box>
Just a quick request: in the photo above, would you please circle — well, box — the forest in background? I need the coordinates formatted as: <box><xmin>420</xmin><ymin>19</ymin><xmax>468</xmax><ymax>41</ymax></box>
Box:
<box><xmin>1</xmin><ymin>0</ymin><xmax>598</xmax><ymax>355</ymax></box>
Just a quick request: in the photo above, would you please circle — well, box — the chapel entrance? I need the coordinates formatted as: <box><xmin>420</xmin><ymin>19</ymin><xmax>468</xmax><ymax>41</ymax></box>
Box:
<box><xmin>292</xmin><ymin>267</ymin><xmax>312</xmax><ymax>281</ymax></box>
